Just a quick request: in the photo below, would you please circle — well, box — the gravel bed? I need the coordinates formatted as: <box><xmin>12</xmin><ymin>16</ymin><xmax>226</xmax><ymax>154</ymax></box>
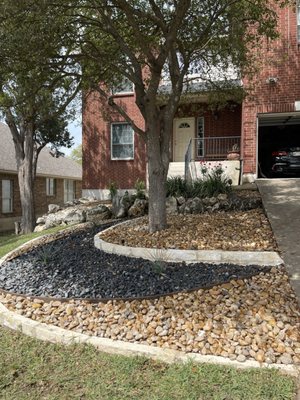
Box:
<box><xmin>100</xmin><ymin>209</ymin><xmax>277</xmax><ymax>251</ymax></box>
<box><xmin>1</xmin><ymin>266</ymin><xmax>299</xmax><ymax>365</ymax></box>
<box><xmin>0</xmin><ymin>224</ymin><xmax>271</xmax><ymax>300</ymax></box>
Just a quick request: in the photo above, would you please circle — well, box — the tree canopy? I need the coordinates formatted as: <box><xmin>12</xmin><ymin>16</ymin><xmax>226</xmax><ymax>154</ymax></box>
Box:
<box><xmin>69</xmin><ymin>144</ymin><xmax>83</xmax><ymax>165</ymax></box>
<box><xmin>63</xmin><ymin>0</ymin><xmax>286</xmax><ymax>231</ymax></box>
<box><xmin>0</xmin><ymin>0</ymin><xmax>290</xmax><ymax>232</ymax></box>
<box><xmin>0</xmin><ymin>0</ymin><xmax>81</xmax><ymax>232</ymax></box>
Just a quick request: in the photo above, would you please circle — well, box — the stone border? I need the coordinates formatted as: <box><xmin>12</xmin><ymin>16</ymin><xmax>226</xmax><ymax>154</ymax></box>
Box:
<box><xmin>0</xmin><ymin>301</ymin><xmax>299</xmax><ymax>378</ymax></box>
<box><xmin>95</xmin><ymin>220</ymin><xmax>283</xmax><ymax>266</ymax></box>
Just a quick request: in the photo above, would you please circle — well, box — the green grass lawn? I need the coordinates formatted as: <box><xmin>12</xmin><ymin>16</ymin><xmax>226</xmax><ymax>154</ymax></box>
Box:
<box><xmin>0</xmin><ymin>225</ymin><xmax>71</xmax><ymax>259</ymax></box>
<box><xmin>0</xmin><ymin>228</ymin><xmax>298</xmax><ymax>400</ymax></box>
<box><xmin>0</xmin><ymin>327</ymin><xmax>297</xmax><ymax>400</ymax></box>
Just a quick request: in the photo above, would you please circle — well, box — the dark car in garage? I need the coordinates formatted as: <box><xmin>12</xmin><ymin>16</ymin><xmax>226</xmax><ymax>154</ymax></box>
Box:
<box><xmin>271</xmin><ymin>147</ymin><xmax>300</xmax><ymax>176</ymax></box>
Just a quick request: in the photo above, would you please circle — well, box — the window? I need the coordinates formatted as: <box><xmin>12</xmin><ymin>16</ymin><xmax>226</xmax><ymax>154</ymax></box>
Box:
<box><xmin>111</xmin><ymin>78</ymin><xmax>134</xmax><ymax>95</ymax></box>
<box><xmin>64</xmin><ymin>179</ymin><xmax>75</xmax><ymax>203</ymax></box>
<box><xmin>197</xmin><ymin>117</ymin><xmax>205</xmax><ymax>157</ymax></box>
<box><xmin>46</xmin><ymin>178</ymin><xmax>55</xmax><ymax>196</ymax></box>
<box><xmin>298</xmin><ymin>1</ymin><xmax>300</xmax><ymax>42</ymax></box>
<box><xmin>2</xmin><ymin>180</ymin><xmax>13</xmax><ymax>213</ymax></box>
<box><xmin>179</xmin><ymin>122</ymin><xmax>191</xmax><ymax>128</ymax></box>
<box><xmin>111</xmin><ymin>123</ymin><xmax>134</xmax><ymax>160</ymax></box>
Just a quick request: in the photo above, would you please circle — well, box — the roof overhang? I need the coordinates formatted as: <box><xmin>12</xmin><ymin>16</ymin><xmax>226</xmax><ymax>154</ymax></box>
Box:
<box><xmin>0</xmin><ymin>169</ymin><xmax>81</xmax><ymax>180</ymax></box>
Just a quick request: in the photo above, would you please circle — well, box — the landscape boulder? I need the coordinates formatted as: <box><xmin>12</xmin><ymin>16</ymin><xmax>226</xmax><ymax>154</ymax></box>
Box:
<box><xmin>166</xmin><ymin>196</ymin><xmax>178</xmax><ymax>214</ymax></box>
<box><xmin>48</xmin><ymin>204</ymin><xmax>61</xmax><ymax>213</ymax></box>
<box><xmin>86</xmin><ymin>205</ymin><xmax>112</xmax><ymax>223</ymax></box>
<box><xmin>128</xmin><ymin>198</ymin><xmax>148</xmax><ymax>218</ymax></box>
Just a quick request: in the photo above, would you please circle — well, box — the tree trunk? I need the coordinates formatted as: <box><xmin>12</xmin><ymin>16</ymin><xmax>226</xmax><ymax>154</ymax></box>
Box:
<box><xmin>146</xmin><ymin>119</ymin><xmax>170</xmax><ymax>233</ymax></box>
<box><xmin>12</xmin><ymin>123</ymin><xmax>36</xmax><ymax>234</ymax></box>
<box><xmin>18</xmin><ymin>160</ymin><xmax>36</xmax><ymax>233</ymax></box>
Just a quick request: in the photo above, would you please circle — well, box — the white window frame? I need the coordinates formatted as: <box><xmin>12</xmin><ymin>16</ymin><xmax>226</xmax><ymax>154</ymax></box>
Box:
<box><xmin>64</xmin><ymin>179</ymin><xmax>75</xmax><ymax>203</ymax></box>
<box><xmin>46</xmin><ymin>178</ymin><xmax>55</xmax><ymax>196</ymax></box>
<box><xmin>111</xmin><ymin>78</ymin><xmax>134</xmax><ymax>95</ymax></box>
<box><xmin>2</xmin><ymin>179</ymin><xmax>13</xmax><ymax>213</ymax></box>
<box><xmin>111</xmin><ymin>122</ymin><xmax>134</xmax><ymax>160</ymax></box>
<box><xmin>197</xmin><ymin>117</ymin><xmax>205</xmax><ymax>157</ymax></box>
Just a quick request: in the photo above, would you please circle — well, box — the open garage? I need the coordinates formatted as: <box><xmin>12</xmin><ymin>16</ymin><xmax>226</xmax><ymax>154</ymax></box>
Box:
<box><xmin>257</xmin><ymin>112</ymin><xmax>300</xmax><ymax>178</ymax></box>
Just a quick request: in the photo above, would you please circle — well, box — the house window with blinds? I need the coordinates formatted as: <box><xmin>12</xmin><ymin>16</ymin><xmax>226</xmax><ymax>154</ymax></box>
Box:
<box><xmin>64</xmin><ymin>179</ymin><xmax>75</xmax><ymax>203</ymax></box>
<box><xmin>2</xmin><ymin>180</ymin><xmax>13</xmax><ymax>213</ymax></box>
<box><xmin>111</xmin><ymin>123</ymin><xmax>134</xmax><ymax>160</ymax></box>
<box><xmin>46</xmin><ymin>178</ymin><xmax>55</xmax><ymax>196</ymax></box>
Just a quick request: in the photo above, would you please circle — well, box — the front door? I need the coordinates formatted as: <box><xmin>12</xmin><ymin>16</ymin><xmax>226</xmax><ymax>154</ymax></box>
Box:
<box><xmin>173</xmin><ymin>118</ymin><xmax>195</xmax><ymax>161</ymax></box>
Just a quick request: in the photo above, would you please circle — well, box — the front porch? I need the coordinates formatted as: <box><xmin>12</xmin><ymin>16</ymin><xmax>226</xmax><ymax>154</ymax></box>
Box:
<box><xmin>168</xmin><ymin>107</ymin><xmax>242</xmax><ymax>184</ymax></box>
<box><xmin>168</xmin><ymin>135</ymin><xmax>242</xmax><ymax>186</ymax></box>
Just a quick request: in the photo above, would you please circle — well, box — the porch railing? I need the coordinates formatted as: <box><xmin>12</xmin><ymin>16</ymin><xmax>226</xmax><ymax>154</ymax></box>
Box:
<box><xmin>184</xmin><ymin>138</ymin><xmax>193</xmax><ymax>180</ymax></box>
<box><xmin>189</xmin><ymin>136</ymin><xmax>241</xmax><ymax>161</ymax></box>
<box><xmin>184</xmin><ymin>136</ymin><xmax>241</xmax><ymax>181</ymax></box>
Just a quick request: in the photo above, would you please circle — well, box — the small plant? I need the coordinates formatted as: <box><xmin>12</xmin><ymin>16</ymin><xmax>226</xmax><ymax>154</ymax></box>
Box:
<box><xmin>200</xmin><ymin>163</ymin><xmax>232</xmax><ymax>197</ymax></box>
<box><xmin>108</xmin><ymin>181</ymin><xmax>118</xmax><ymax>199</ymax></box>
<box><xmin>227</xmin><ymin>144</ymin><xmax>240</xmax><ymax>160</ymax></box>
<box><xmin>134</xmin><ymin>179</ymin><xmax>146</xmax><ymax>199</ymax></box>
<box><xmin>146</xmin><ymin>247</ymin><xmax>170</xmax><ymax>275</ymax></box>
<box><xmin>35</xmin><ymin>243</ymin><xmax>61</xmax><ymax>265</ymax></box>
<box><xmin>228</xmin><ymin>143</ymin><xmax>240</xmax><ymax>153</ymax></box>
<box><xmin>152</xmin><ymin>260</ymin><xmax>167</xmax><ymax>275</ymax></box>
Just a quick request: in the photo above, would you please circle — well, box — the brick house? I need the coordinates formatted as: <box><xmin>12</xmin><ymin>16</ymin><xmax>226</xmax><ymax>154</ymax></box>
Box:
<box><xmin>82</xmin><ymin>3</ymin><xmax>300</xmax><ymax>200</ymax></box>
<box><xmin>0</xmin><ymin>123</ymin><xmax>82</xmax><ymax>232</ymax></box>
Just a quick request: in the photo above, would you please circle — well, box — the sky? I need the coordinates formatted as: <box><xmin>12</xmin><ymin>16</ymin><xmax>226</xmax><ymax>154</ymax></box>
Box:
<box><xmin>61</xmin><ymin>118</ymin><xmax>82</xmax><ymax>156</ymax></box>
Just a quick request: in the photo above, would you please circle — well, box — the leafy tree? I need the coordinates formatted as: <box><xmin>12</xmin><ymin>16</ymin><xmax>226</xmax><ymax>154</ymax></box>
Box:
<box><xmin>63</xmin><ymin>0</ymin><xmax>287</xmax><ymax>232</ymax></box>
<box><xmin>69</xmin><ymin>144</ymin><xmax>83</xmax><ymax>165</ymax></box>
<box><xmin>1</xmin><ymin>0</ymin><xmax>288</xmax><ymax>233</ymax></box>
<box><xmin>0</xmin><ymin>1</ymin><xmax>81</xmax><ymax>233</ymax></box>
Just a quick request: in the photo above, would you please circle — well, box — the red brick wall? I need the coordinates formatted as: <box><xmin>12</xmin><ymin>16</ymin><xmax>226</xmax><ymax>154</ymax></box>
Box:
<box><xmin>83</xmin><ymin>90</ymin><xmax>241</xmax><ymax>188</ymax></box>
<box><xmin>0</xmin><ymin>173</ymin><xmax>82</xmax><ymax>220</ymax></box>
<box><xmin>242</xmin><ymin>5</ymin><xmax>300</xmax><ymax>174</ymax></box>
<box><xmin>175</xmin><ymin>103</ymin><xmax>241</xmax><ymax>137</ymax></box>
<box><xmin>83</xmin><ymin>91</ymin><xmax>147</xmax><ymax>190</ymax></box>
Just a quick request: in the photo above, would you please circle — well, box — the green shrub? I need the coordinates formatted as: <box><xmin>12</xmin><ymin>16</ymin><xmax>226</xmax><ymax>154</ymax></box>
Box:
<box><xmin>108</xmin><ymin>181</ymin><xmax>118</xmax><ymax>199</ymax></box>
<box><xmin>134</xmin><ymin>179</ymin><xmax>146</xmax><ymax>199</ymax></box>
<box><xmin>166</xmin><ymin>164</ymin><xmax>232</xmax><ymax>199</ymax></box>
<box><xmin>166</xmin><ymin>176</ymin><xmax>189</xmax><ymax>198</ymax></box>
<box><xmin>200</xmin><ymin>164</ymin><xmax>232</xmax><ymax>197</ymax></box>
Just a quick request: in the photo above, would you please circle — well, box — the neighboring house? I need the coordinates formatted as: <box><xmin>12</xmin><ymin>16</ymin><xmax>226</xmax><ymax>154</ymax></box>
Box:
<box><xmin>0</xmin><ymin>123</ymin><xmax>82</xmax><ymax>232</ymax></box>
<box><xmin>82</xmin><ymin>4</ymin><xmax>300</xmax><ymax>200</ymax></box>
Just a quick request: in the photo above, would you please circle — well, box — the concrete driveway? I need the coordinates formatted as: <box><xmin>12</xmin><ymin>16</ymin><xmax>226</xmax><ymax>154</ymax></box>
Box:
<box><xmin>256</xmin><ymin>178</ymin><xmax>300</xmax><ymax>303</ymax></box>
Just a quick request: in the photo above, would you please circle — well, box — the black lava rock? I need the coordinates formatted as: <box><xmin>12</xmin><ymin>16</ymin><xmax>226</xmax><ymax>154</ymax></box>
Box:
<box><xmin>0</xmin><ymin>224</ymin><xmax>270</xmax><ymax>300</ymax></box>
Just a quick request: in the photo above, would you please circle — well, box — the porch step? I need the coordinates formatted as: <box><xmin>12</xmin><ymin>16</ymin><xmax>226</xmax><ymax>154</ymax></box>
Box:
<box><xmin>168</xmin><ymin>162</ymin><xmax>185</xmax><ymax>178</ymax></box>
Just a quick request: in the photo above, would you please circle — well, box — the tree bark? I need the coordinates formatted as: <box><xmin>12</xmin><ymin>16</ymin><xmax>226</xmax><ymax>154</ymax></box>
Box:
<box><xmin>18</xmin><ymin>160</ymin><xmax>36</xmax><ymax>234</ymax></box>
<box><xmin>17</xmin><ymin>126</ymin><xmax>36</xmax><ymax>234</ymax></box>
<box><xmin>6</xmin><ymin>116</ymin><xmax>37</xmax><ymax>234</ymax></box>
<box><xmin>146</xmin><ymin>117</ymin><xmax>170</xmax><ymax>233</ymax></box>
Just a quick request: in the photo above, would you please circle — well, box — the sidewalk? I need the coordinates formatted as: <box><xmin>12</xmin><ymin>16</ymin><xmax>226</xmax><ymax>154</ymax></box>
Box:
<box><xmin>256</xmin><ymin>178</ymin><xmax>300</xmax><ymax>303</ymax></box>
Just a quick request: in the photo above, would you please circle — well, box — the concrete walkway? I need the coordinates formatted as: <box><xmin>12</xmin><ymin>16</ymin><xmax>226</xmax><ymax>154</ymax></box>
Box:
<box><xmin>256</xmin><ymin>179</ymin><xmax>300</xmax><ymax>303</ymax></box>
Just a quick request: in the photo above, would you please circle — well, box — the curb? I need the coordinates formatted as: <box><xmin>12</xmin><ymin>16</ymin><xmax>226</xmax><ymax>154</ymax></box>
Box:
<box><xmin>95</xmin><ymin>220</ymin><xmax>283</xmax><ymax>266</ymax></box>
<box><xmin>0</xmin><ymin>301</ymin><xmax>299</xmax><ymax>378</ymax></box>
